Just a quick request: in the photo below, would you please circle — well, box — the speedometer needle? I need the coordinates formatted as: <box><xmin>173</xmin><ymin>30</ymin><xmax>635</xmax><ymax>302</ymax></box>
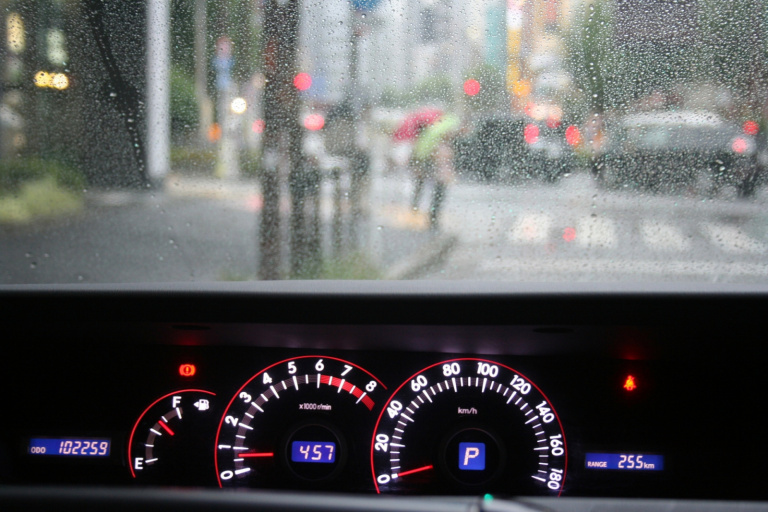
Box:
<box><xmin>396</xmin><ymin>465</ymin><xmax>433</xmax><ymax>478</ymax></box>
<box><xmin>239</xmin><ymin>452</ymin><xmax>275</xmax><ymax>458</ymax></box>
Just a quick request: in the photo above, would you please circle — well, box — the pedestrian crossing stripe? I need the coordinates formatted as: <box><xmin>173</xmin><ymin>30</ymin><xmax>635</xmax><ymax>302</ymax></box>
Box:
<box><xmin>506</xmin><ymin>215</ymin><xmax>766</xmax><ymax>255</ymax></box>
<box><xmin>702</xmin><ymin>223</ymin><xmax>767</xmax><ymax>255</ymax></box>
<box><xmin>509</xmin><ymin>213</ymin><xmax>552</xmax><ymax>244</ymax></box>
<box><xmin>640</xmin><ymin>220</ymin><xmax>691</xmax><ymax>252</ymax></box>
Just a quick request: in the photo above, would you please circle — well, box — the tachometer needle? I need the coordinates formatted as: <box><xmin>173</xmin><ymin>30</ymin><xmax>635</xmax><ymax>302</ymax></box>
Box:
<box><xmin>239</xmin><ymin>452</ymin><xmax>275</xmax><ymax>458</ymax></box>
<box><xmin>158</xmin><ymin>420</ymin><xmax>175</xmax><ymax>436</ymax></box>
<box><xmin>396</xmin><ymin>465</ymin><xmax>433</xmax><ymax>478</ymax></box>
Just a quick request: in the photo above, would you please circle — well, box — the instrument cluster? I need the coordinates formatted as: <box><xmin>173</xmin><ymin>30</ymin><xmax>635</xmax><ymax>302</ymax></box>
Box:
<box><xmin>0</xmin><ymin>319</ymin><xmax>763</xmax><ymax>501</ymax></box>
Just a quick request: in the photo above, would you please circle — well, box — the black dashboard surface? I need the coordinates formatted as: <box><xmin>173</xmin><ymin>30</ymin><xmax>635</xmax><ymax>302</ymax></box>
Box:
<box><xmin>1</xmin><ymin>282</ymin><xmax>768</xmax><ymax>510</ymax></box>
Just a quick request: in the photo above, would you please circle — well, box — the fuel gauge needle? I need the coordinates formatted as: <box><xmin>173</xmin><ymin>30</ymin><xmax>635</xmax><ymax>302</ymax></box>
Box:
<box><xmin>395</xmin><ymin>464</ymin><xmax>433</xmax><ymax>478</ymax></box>
<box><xmin>158</xmin><ymin>420</ymin><xmax>175</xmax><ymax>436</ymax></box>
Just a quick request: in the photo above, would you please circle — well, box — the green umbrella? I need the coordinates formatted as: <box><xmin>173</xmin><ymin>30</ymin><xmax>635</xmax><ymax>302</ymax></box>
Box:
<box><xmin>413</xmin><ymin>114</ymin><xmax>461</xmax><ymax>160</ymax></box>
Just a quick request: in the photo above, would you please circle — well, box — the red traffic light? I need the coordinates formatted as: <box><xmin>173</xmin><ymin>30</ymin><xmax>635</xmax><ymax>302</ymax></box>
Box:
<box><xmin>524</xmin><ymin>123</ymin><xmax>539</xmax><ymax>144</ymax></box>
<box><xmin>565</xmin><ymin>125</ymin><xmax>581</xmax><ymax>146</ymax></box>
<box><xmin>744</xmin><ymin>120</ymin><xmax>759</xmax><ymax>136</ymax></box>
<box><xmin>294</xmin><ymin>72</ymin><xmax>312</xmax><ymax>91</ymax></box>
<box><xmin>463</xmin><ymin>79</ymin><xmax>480</xmax><ymax>96</ymax></box>
<box><xmin>304</xmin><ymin>114</ymin><xmax>325</xmax><ymax>131</ymax></box>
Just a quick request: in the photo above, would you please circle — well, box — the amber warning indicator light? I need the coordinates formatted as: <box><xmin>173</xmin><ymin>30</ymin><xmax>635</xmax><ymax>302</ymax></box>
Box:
<box><xmin>623</xmin><ymin>375</ymin><xmax>637</xmax><ymax>391</ymax></box>
<box><xmin>179</xmin><ymin>364</ymin><xmax>197</xmax><ymax>377</ymax></box>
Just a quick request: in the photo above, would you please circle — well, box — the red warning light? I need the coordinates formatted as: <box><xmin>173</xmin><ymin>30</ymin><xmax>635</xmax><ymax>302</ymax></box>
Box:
<box><xmin>623</xmin><ymin>375</ymin><xmax>637</xmax><ymax>391</ymax></box>
<box><xmin>744</xmin><ymin>120</ymin><xmax>759</xmax><ymax>136</ymax></box>
<box><xmin>294</xmin><ymin>72</ymin><xmax>312</xmax><ymax>91</ymax></box>
<box><xmin>463</xmin><ymin>79</ymin><xmax>480</xmax><ymax>96</ymax></box>
<box><xmin>179</xmin><ymin>364</ymin><xmax>197</xmax><ymax>377</ymax></box>
<box><xmin>563</xmin><ymin>227</ymin><xmax>576</xmax><ymax>242</ymax></box>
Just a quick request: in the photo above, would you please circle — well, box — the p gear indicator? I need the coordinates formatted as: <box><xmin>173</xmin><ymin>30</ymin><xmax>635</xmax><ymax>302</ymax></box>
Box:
<box><xmin>459</xmin><ymin>443</ymin><xmax>485</xmax><ymax>471</ymax></box>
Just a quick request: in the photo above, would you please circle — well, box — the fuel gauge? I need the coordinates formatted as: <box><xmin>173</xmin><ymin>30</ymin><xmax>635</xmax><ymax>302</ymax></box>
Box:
<box><xmin>128</xmin><ymin>389</ymin><xmax>217</xmax><ymax>485</ymax></box>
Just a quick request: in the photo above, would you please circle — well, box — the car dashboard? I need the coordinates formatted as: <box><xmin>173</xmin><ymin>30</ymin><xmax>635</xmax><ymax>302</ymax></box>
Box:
<box><xmin>1</xmin><ymin>282</ymin><xmax>767</xmax><ymax>511</ymax></box>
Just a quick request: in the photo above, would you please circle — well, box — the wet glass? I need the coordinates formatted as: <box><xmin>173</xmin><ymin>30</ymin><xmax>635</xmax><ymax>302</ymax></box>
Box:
<box><xmin>1</xmin><ymin>0</ymin><xmax>767</xmax><ymax>284</ymax></box>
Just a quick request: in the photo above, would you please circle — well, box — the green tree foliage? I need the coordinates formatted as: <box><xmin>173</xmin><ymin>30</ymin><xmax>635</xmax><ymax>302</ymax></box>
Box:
<box><xmin>171</xmin><ymin>66</ymin><xmax>199</xmax><ymax>136</ymax></box>
<box><xmin>566</xmin><ymin>0</ymin><xmax>615</xmax><ymax>114</ymax></box>
<box><xmin>697</xmin><ymin>0</ymin><xmax>768</xmax><ymax>113</ymax></box>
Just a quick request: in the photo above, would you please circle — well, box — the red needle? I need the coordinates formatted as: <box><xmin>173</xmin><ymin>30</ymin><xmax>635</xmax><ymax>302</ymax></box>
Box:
<box><xmin>239</xmin><ymin>452</ymin><xmax>275</xmax><ymax>458</ymax></box>
<box><xmin>158</xmin><ymin>420</ymin><xmax>175</xmax><ymax>436</ymax></box>
<box><xmin>397</xmin><ymin>465</ymin><xmax>434</xmax><ymax>477</ymax></box>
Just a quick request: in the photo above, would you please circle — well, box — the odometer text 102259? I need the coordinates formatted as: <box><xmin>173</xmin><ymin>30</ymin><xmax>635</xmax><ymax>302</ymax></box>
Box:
<box><xmin>370</xmin><ymin>358</ymin><xmax>567</xmax><ymax>496</ymax></box>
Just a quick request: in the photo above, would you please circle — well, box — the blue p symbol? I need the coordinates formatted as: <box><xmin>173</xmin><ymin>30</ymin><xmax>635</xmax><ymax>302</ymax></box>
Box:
<box><xmin>459</xmin><ymin>442</ymin><xmax>485</xmax><ymax>471</ymax></box>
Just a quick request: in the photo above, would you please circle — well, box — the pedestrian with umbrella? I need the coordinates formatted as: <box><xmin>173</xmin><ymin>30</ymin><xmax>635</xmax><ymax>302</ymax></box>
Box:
<box><xmin>411</xmin><ymin>114</ymin><xmax>460</xmax><ymax>230</ymax></box>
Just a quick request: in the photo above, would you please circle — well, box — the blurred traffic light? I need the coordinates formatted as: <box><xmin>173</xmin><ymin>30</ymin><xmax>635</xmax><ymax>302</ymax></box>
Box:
<box><xmin>303</xmin><ymin>114</ymin><xmax>324</xmax><ymax>131</ymax></box>
<box><xmin>294</xmin><ymin>73</ymin><xmax>312</xmax><ymax>91</ymax></box>
<box><xmin>743</xmin><ymin>120</ymin><xmax>759</xmax><ymax>135</ymax></box>
<box><xmin>463</xmin><ymin>79</ymin><xmax>480</xmax><ymax>96</ymax></box>
<box><xmin>524</xmin><ymin>123</ymin><xmax>539</xmax><ymax>144</ymax></box>
<box><xmin>565</xmin><ymin>125</ymin><xmax>581</xmax><ymax>146</ymax></box>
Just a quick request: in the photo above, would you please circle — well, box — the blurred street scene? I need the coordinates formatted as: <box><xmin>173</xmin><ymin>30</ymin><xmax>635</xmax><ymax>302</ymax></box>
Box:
<box><xmin>2</xmin><ymin>0</ymin><xmax>768</xmax><ymax>283</ymax></box>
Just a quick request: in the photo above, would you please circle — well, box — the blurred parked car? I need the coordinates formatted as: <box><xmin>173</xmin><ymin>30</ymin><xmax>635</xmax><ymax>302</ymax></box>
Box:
<box><xmin>455</xmin><ymin>115</ymin><xmax>576</xmax><ymax>183</ymax></box>
<box><xmin>595</xmin><ymin>111</ymin><xmax>763</xmax><ymax>197</ymax></box>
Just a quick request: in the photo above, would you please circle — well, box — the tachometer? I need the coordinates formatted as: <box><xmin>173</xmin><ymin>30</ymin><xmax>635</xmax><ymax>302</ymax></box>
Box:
<box><xmin>371</xmin><ymin>358</ymin><xmax>567</xmax><ymax>495</ymax></box>
<box><xmin>216</xmin><ymin>356</ymin><xmax>385</xmax><ymax>490</ymax></box>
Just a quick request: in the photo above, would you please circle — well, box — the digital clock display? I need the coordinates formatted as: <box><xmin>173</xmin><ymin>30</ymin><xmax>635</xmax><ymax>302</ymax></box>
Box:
<box><xmin>28</xmin><ymin>438</ymin><xmax>111</xmax><ymax>457</ymax></box>
<box><xmin>585</xmin><ymin>453</ymin><xmax>664</xmax><ymax>471</ymax></box>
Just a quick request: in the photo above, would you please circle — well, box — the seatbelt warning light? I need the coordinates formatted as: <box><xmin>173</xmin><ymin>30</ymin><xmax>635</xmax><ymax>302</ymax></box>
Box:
<box><xmin>623</xmin><ymin>375</ymin><xmax>637</xmax><ymax>391</ymax></box>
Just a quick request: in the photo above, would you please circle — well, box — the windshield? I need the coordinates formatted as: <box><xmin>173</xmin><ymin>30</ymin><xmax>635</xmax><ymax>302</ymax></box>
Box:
<box><xmin>1</xmin><ymin>0</ymin><xmax>767</xmax><ymax>284</ymax></box>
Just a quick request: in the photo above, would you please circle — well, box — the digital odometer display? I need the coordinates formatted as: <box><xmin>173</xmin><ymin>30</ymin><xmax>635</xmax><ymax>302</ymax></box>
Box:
<box><xmin>28</xmin><ymin>438</ymin><xmax>111</xmax><ymax>457</ymax></box>
<box><xmin>585</xmin><ymin>453</ymin><xmax>664</xmax><ymax>471</ymax></box>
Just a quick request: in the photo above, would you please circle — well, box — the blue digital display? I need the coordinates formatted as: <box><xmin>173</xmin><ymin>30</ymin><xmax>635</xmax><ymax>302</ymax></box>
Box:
<box><xmin>585</xmin><ymin>453</ymin><xmax>664</xmax><ymax>471</ymax></box>
<box><xmin>458</xmin><ymin>442</ymin><xmax>486</xmax><ymax>471</ymax></box>
<box><xmin>29</xmin><ymin>438</ymin><xmax>111</xmax><ymax>457</ymax></box>
<box><xmin>291</xmin><ymin>441</ymin><xmax>336</xmax><ymax>463</ymax></box>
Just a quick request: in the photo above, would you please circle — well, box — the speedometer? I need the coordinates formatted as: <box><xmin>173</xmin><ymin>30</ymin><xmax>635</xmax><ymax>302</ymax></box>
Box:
<box><xmin>370</xmin><ymin>358</ymin><xmax>567</xmax><ymax>496</ymax></box>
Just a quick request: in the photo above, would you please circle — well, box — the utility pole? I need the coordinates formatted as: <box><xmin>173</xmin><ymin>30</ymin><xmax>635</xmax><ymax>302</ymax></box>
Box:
<box><xmin>147</xmin><ymin>0</ymin><xmax>170</xmax><ymax>185</ymax></box>
<box><xmin>260</xmin><ymin>0</ymin><xmax>301</xmax><ymax>279</ymax></box>
<box><xmin>194</xmin><ymin>0</ymin><xmax>214</xmax><ymax>146</ymax></box>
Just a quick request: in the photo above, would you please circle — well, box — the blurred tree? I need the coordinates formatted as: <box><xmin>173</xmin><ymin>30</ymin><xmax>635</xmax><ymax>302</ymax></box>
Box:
<box><xmin>170</xmin><ymin>65</ymin><xmax>199</xmax><ymax>139</ymax></box>
<box><xmin>464</xmin><ymin>64</ymin><xmax>509</xmax><ymax>114</ymax></box>
<box><xmin>697</xmin><ymin>0</ymin><xmax>768</xmax><ymax>117</ymax></box>
<box><xmin>566</xmin><ymin>0</ymin><xmax>614</xmax><ymax>115</ymax></box>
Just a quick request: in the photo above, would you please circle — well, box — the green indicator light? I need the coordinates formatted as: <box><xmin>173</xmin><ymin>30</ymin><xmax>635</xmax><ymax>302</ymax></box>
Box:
<box><xmin>483</xmin><ymin>494</ymin><xmax>494</xmax><ymax>501</ymax></box>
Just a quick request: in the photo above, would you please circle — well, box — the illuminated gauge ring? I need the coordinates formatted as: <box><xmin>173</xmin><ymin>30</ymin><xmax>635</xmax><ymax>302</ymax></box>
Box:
<box><xmin>128</xmin><ymin>389</ymin><xmax>217</xmax><ymax>485</ymax></box>
<box><xmin>215</xmin><ymin>356</ymin><xmax>386</xmax><ymax>490</ymax></box>
<box><xmin>371</xmin><ymin>359</ymin><xmax>567</xmax><ymax>496</ymax></box>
